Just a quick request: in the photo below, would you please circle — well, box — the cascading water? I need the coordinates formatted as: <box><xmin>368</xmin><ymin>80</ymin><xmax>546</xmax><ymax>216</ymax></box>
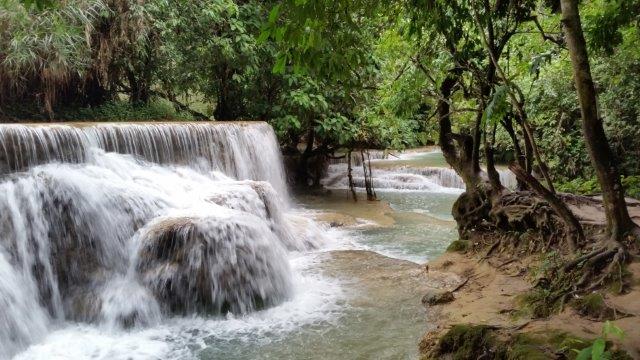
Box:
<box><xmin>323</xmin><ymin>150</ymin><xmax>517</xmax><ymax>192</ymax></box>
<box><xmin>0</xmin><ymin>122</ymin><xmax>288</xmax><ymax>197</ymax></box>
<box><xmin>0</xmin><ymin>122</ymin><xmax>323</xmax><ymax>359</ymax></box>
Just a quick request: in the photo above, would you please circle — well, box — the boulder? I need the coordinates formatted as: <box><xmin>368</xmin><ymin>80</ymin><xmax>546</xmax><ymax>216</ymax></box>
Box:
<box><xmin>136</xmin><ymin>215</ymin><xmax>292</xmax><ymax>315</ymax></box>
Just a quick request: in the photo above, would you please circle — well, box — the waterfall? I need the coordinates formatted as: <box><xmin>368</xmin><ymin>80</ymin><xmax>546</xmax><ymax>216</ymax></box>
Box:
<box><xmin>0</xmin><ymin>122</ymin><xmax>288</xmax><ymax>197</ymax></box>
<box><xmin>323</xmin><ymin>161</ymin><xmax>517</xmax><ymax>192</ymax></box>
<box><xmin>0</xmin><ymin>122</ymin><xmax>317</xmax><ymax>359</ymax></box>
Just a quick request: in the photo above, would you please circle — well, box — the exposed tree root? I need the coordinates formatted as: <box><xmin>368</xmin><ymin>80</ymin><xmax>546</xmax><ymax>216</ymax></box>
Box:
<box><xmin>453</xmin><ymin>189</ymin><xmax>573</xmax><ymax>256</ymax></box>
<box><xmin>452</xmin><ymin>186</ymin><xmax>638</xmax><ymax>318</ymax></box>
<box><xmin>572</xmin><ymin>239</ymin><xmax>628</xmax><ymax>292</ymax></box>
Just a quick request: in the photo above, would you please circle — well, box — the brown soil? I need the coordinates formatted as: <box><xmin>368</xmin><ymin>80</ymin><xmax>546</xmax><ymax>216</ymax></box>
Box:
<box><xmin>568</xmin><ymin>196</ymin><xmax>640</xmax><ymax>227</ymax></box>
<box><xmin>420</xmin><ymin>252</ymin><xmax>640</xmax><ymax>358</ymax></box>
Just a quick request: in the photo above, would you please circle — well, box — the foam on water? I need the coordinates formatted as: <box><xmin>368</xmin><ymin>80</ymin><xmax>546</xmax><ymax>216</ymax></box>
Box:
<box><xmin>14</xmin><ymin>253</ymin><xmax>346</xmax><ymax>360</ymax></box>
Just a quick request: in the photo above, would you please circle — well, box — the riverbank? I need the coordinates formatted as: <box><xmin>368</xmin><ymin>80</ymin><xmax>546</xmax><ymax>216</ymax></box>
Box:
<box><xmin>305</xmin><ymin>188</ymin><xmax>640</xmax><ymax>359</ymax></box>
<box><xmin>418</xmin><ymin>250</ymin><xmax>640</xmax><ymax>359</ymax></box>
<box><xmin>415</xmin><ymin>196</ymin><xmax>640</xmax><ymax>359</ymax></box>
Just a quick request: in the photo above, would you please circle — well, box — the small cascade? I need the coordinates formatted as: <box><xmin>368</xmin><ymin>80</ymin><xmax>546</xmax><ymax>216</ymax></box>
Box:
<box><xmin>0</xmin><ymin>122</ymin><xmax>317</xmax><ymax>359</ymax></box>
<box><xmin>323</xmin><ymin>154</ymin><xmax>517</xmax><ymax>192</ymax></box>
<box><xmin>327</xmin><ymin>150</ymin><xmax>388</xmax><ymax>166</ymax></box>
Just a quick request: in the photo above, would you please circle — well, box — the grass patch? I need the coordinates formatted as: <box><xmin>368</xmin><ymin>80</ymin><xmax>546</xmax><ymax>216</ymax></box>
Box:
<box><xmin>515</xmin><ymin>288</ymin><xmax>563</xmax><ymax>319</ymax></box>
<box><xmin>573</xmin><ymin>293</ymin><xmax>606</xmax><ymax>318</ymax></box>
<box><xmin>557</xmin><ymin>176</ymin><xmax>640</xmax><ymax>200</ymax></box>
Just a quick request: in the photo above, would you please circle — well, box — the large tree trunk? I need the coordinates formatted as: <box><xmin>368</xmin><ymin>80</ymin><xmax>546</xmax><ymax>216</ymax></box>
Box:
<box><xmin>438</xmin><ymin>74</ymin><xmax>484</xmax><ymax>191</ymax></box>
<box><xmin>560</xmin><ymin>0</ymin><xmax>635</xmax><ymax>238</ymax></box>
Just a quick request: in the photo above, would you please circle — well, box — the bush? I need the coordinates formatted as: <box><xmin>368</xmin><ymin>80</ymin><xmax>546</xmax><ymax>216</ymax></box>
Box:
<box><xmin>557</xmin><ymin>176</ymin><xmax>640</xmax><ymax>200</ymax></box>
<box><xmin>1</xmin><ymin>100</ymin><xmax>194</xmax><ymax>122</ymax></box>
<box><xmin>56</xmin><ymin>100</ymin><xmax>194</xmax><ymax>122</ymax></box>
<box><xmin>447</xmin><ymin>240</ymin><xmax>470</xmax><ymax>253</ymax></box>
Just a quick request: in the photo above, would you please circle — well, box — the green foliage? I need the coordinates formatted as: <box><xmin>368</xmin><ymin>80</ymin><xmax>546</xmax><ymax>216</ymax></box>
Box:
<box><xmin>573</xmin><ymin>322</ymin><xmax>627</xmax><ymax>360</ymax></box>
<box><xmin>0</xmin><ymin>0</ymin><xmax>108</xmax><ymax>109</ymax></box>
<box><xmin>484</xmin><ymin>85</ymin><xmax>510</xmax><ymax>127</ymax></box>
<box><xmin>436</xmin><ymin>325</ymin><xmax>508</xmax><ymax>360</ymax></box>
<box><xmin>557</xmin><ymin>176</ymin><xmax>640</xmax><ymax>199</ymax></box>
<box><xmin>447</xmin><ymin>240</ymin><xmax>470</xmax><ymax>253</ymax></box>
<box><xmin>3</xmin><ymin>0</ymin><xmax>640</xmax><ymax>197</ymax></box>
<box><xmin>557</xmin><ymin>178</ymin><xmax>602</xmax><ymax>196</ymax></box>
<box><xmin>527</xmin><ymin>20</ymin><xmax>640</xmax><ymax>184</ymax></box>
<box><xmin>584</xmin><ymin>0</ymin><xmax>640</xmax><ymax>54</ymax></box>
<box><xmin>54</xmin><ymin>100</ymin><xmax>193</xmax><ymax>122</ymax></box>
<box><xmin>621</xmin><ymin>176</ymin><xmax>640</xmax><ymax>199</ymax></box>
<box><xmin>573</xmin><ymin>293</ymin><xmax>608</xmax><ymax>319</ymax></box>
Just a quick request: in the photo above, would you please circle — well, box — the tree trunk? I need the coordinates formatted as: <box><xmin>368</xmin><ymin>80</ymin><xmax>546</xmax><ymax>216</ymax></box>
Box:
<box><xmin>485</xmin><ymin>123</ymin><xmax>504</xmax><ymax>194</ymax></box>
<box><xmin>438</xmin><ymin>74</ymin><xmax>483</xmax><ymax>191</ymax></box>
<box><xmin>347</xmin><ymin>150</ymin><xmax>357</xmax><ymax>202</ymax></box>
<box><xmin>361</xmin><ymin>150</ymin><xmax>376</xmax><ymax>201</ymax></box>
<box><xmin>501</xmin><ymin>114</ymin><xmax>528</xmax><ymax>190</ymax></box>
<box><xmin>127</xmin><ymin>70</ymin><xmax>150</xmax><ymax>104</ymax></box>
<box><xmin>295</xmin><ymin>127</ymin><xmax>315</xmax><ymax>187</ymax></box>
<box><xmin>560</xmin><ymin>0</ymin><xmax>635</xmax><ymax>238</ymax></box>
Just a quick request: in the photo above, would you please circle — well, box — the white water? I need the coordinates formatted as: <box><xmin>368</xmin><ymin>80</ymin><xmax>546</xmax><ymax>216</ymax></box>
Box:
<box><xmin>0</xmin><ymin>123</ymin><xmax>334</xmax><ymax>360</ymax></box>
<box><xmin>323</xmin><ymin>150</ymin><xmax>517</xmax><ymax>192</ymax></box>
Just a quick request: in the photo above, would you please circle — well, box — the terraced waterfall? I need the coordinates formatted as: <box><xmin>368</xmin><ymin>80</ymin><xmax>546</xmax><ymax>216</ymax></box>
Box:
<box><xmin>0</xmin><ymin>123</ymin><xmax>325</xmax><ymax>359</ymax></box>
<box><xmin>0</xmin><ymin>123</ymin><xmax>472</xmax><ymax>360</ymax></box>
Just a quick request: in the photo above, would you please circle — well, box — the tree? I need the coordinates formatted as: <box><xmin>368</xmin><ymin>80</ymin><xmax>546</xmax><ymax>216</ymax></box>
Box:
<box><xmin>559</xmin><ymin>0</ymin><xmax>637</xmax><ymax>240</ymax></box>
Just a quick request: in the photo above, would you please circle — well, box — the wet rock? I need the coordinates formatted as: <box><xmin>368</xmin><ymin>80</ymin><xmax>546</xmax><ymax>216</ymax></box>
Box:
<box><xmin>421</xmin><ymin>290</ymin><xmax>455</xmax><ymax>306</ymax></box>
<box><xmin>313</xmin><ymin>212</ymin><xmax>357</xmax><ymax>228</ymax></box>
<box><xmin>136</xmin><ymin>215</ymin><xmax>292</xmax><ymax>315</ymax></box>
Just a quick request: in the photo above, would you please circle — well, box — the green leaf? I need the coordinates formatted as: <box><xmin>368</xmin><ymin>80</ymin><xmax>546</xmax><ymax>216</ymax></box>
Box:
<box><xmin>484</xmin><ymin>85</ymin><xmax>509</xmax><ymax>127</ymax></box>
<box><xmin>592</xmin><ymin>339</ymin><xmax>606</xmax><ymax>360</ymax></box>
<box><xmin>576</xmin><ymin>347</ymin><xmax>592</xmax><ymax>360</ymax></box>
<box><xmin>268</xmin><ymin>4</ymin><xmax>281</xmax><ymax>23</ymax></box>
<box><xmin>273</xmin><ymin>55</ymin><xmax>287</xmax><ymax>74</ymax></box>
<box><xmin>602</xmin><ymin>321</ymin><xmax>625</xmax><ymax>340</ymax></box>
<box><xmin>257</xmin><ymin>29</ymin><xmax>270</xmax><ymax>43</ymax></box>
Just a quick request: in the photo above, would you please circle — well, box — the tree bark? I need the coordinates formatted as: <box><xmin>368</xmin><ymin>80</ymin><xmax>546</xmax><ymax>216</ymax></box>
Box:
<box><xmin>361</xmin><ymin>150</ymin><xmax>376</xmax><ymax>201</ymax></box>
<box><xmin>485</xmin><ymin>123</ymin><xmax>504</xmax><ymax>194</ymax></box>
<box><xmin>560</xmin><ymin>0</ymin><xmax>635</xmax><ymax>238</ymax></box>
<box><xmin>295</xmin><ymin>127</ymin><xmax>315</xmax><ymax>187</ymax></box>
<box><xmin>347</xmin><ymin>150</ymin><xmax>357</xmax><ymax>202</ymax></box>
<box><xmin>437</xmin><ymin>73</ymin><xmax>484</xmax><ymax>191</ymax></box>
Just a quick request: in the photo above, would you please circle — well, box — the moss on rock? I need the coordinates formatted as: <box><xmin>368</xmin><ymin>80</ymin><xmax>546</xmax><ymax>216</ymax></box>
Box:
<box><xmin>447</xmin><ymin>240</ymin><xmax>470</xmax><ymax>253</ymax></box>
<box><xmin>434</xmin><ymin>325</ymin><xmax>508</xmax><ymax>360</ymax></box>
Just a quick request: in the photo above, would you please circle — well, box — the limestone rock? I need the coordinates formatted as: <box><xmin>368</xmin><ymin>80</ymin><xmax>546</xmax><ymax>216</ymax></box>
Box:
<box><xmin>136</xmin><ymin>215</ymin><xmax>292</xmax><ymax>315</ymax></box>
